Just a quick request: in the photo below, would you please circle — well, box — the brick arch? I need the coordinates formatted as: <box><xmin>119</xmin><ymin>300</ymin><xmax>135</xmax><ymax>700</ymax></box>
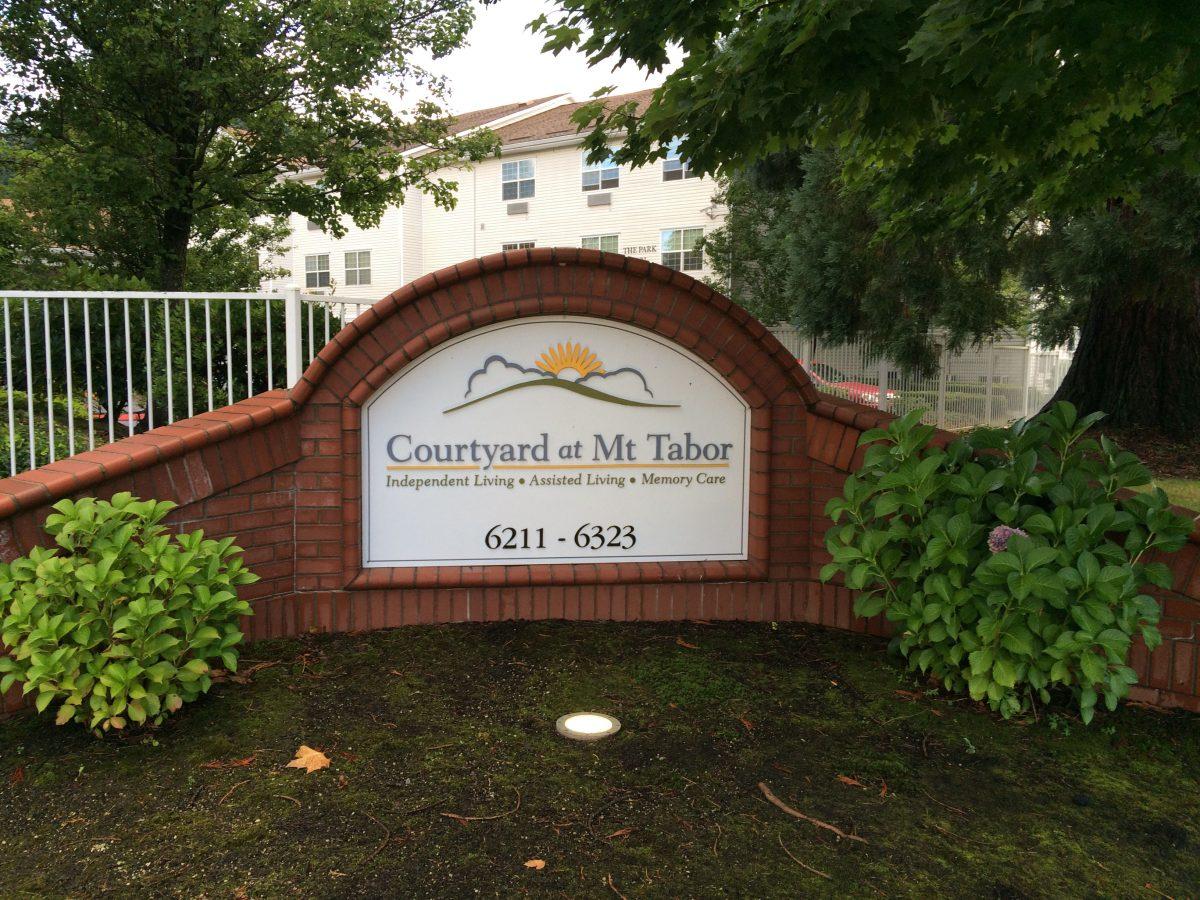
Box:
<box><xmin>291</xmin><ymin>248</ymin><xmax>820</xmax><ymax>411</ymax></box>
<box><xmin>286</xmin><ymin>248</ymin><xmax>822</xmax><ymax>593</ymax></box>
<box><xmin>3</xmin><ymin>249</ymin><xmax>1200</xmax><ymax>719</ymax></box>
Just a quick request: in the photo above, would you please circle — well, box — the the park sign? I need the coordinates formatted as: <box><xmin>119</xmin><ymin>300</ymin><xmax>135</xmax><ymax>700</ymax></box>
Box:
<box><xmin>361</xmin><ymin>318</ymin><xmax>750</xmax><ymax>566</ymax></box>
<box><xmin>2</xmin><ymin>248</ymin><xmax>1197</xmax><ymax>721</ymax></box>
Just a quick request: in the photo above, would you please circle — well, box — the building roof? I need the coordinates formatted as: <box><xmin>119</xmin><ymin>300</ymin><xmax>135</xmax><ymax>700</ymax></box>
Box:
<box><xmin>447</xmin><ymin>95</ymin><xmax>566</xmax><ymax>135</ymax></box>
<box><xmin>482</xmin><ymin>89</ymin><xmax>657</xmax><ymax>147</ymax></box>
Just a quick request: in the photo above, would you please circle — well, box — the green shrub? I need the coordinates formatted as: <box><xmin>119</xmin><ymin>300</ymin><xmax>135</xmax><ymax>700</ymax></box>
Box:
<box><xmin>0</xmin><ymin>493</ymin><xmax>257</xmax><ymax>732</ymax></box>
<box><xmin>821</xmin><ymin>403</ymin><xmax>1194</xmax><ymax>722</ymax></box>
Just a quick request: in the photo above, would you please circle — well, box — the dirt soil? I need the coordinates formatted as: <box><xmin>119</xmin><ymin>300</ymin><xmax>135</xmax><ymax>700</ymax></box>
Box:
<box><xmin>1</xmin><ymin>621</ymin><xmax>1198</xmax><ymax>898</ymax></box>
<box><xmin>1101</xmin><ymin>426</ymin><xmax>1200</xmax><ymax>481</ymax></box>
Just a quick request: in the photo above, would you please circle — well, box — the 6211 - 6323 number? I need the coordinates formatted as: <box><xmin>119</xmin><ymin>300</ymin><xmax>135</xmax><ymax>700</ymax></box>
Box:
<box><xmin>483</xmin><ymin>524</ymin><xmax>637</xmax><ymax>552</ymax></box>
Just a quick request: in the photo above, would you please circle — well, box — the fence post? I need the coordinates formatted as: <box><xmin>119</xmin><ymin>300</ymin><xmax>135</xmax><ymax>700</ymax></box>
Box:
<box><xmin>284</xmin><ymin>287</ymin><xmax>303</xmax><ymax>388</ymax></box>
<box><xmin>877</xmin><ymin>355</ymin><xmax>890</xmax><ymax>413</ymax></box>
<box><xmin>1020</xmin><ymin>345</ymin><xmax>1032</xmax><ymax>419</ymax></box>
<box><xmin>936</xmin><ymin>344</ymin><xmax>949</xmax><ymax>429</ymax></box>
<box><xmin>984</xmin><ymin>343</ymin><xmax>996</xmax><ymax>426</ymax></box>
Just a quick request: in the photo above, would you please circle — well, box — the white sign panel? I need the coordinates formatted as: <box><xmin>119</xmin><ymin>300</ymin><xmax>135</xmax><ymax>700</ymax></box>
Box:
<box><xmin>361</xmin><ymin>317</ymin><xmax>749</xmax><ymax>567</ymax></box>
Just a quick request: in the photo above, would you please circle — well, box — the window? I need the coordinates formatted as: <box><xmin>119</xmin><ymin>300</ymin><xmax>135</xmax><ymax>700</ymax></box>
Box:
<box><xmin>663</xmin><ymin>138</ymin><xmax>699</xmax><ymax>181</ymax></box>
<box><xmin>581</xmin><ymin>151</ymin><xmax>619</xmax><ymax>191</ymax></box>
<box><xmin>502</xmin><ymin>159</ymin><xmax>535</xmax><ymax>200</ymax></box>
<box><xmin>306</xmin><ymin>218</ymin><xmax>321</xmax><ymax>231</ymax></box>
<box><xmin>305</xmin><ymin>253</ymin><xmax>330</xmax><ymax>288</ymax></box>
<box><xmin>344</xmin><ymin>251</ymin><xmax>371</xmax><ymax>286</ymax></box>
<box><xmin>502</xmin><ymin>241</ymin><xmax>535</xmax><ymax>251</ymax></box>
<box><xmin>661</xmin><ymin>228</ymin><xmax>704</xmax><ymax>271</ymax></box>
<box><xmin>582</xmin><ymin>234</ymin><xmax>619</xmax><ymax>253</ymax></box>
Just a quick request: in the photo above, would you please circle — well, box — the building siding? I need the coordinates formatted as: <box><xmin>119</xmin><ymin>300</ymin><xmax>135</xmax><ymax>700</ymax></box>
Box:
<box><xmin>273</xmin><ymin>189</ymin><xmax>406</xmax><ymax>301</ymax></box>
<box><xmin>272</xmin><ymin>137</ymin><xmax>724</xmax><ymax>297</ymax></box>
<box><xmin>417</xmin><ymin>143</ymin><xmax>722</xmax><ymax>281</ymax></box>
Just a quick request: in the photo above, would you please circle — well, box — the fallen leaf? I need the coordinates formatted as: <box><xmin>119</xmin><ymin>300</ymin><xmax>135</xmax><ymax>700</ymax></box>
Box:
<box><xmin>605</xmin><ymin>827</ymin><xmax>634</xmax><ymax>840</ymax></box>
<box><xmin>929</xmin><ymin>708</ymin><xmax>945</xmax><ymax>718</ymax></box>
<box><xmin>880</xmin><ymin>780</ymin><xmax>889</xmax><ymax>798</ymax></box>
<box><xmin>836</xmin><ymin>775</ymin><xmax>865</xmax><ymax>788</ymax></box>
<box><xmin>201</xmin><ymin>754</ymin><xmax>257</xmax><ymax>770</ymax></box>
<box><xmin>675</xmin><ymin>638</ymin><xmax>700</xmax><ymax>650</ymax></box>
<box><xmin>524</xmin><ymin>859</ymin><xmax>546</xmax><ymax>870</ymax></box>
<box><xmin>285</xmin><ymin>745</ymin><xmax>331</xmax><ymax>774</ymax></box>
<box><xmin>894</xmin><ymin>690</ymin><xmax>922</xmax><ymax>702</ymax></box>
<box><xmin>738</xmin><ymin>717</ymin><xmax>754</xmax><ymax>732</ymax></box>
<box><xmin>337</xmin><ymin>774</ymin><xmax>349</xmax><ymax>788</ymax></box>
<box><xmin>10</xmin><ymin>766</ymin><xmax>25</xmax><ymax>785</ymax></box>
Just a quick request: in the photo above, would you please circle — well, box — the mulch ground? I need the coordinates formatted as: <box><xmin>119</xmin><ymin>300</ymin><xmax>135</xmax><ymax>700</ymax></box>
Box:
<box><xmin>1101</xmin><ymin>426</ymin><xmax>1200</xmax><ymax>480</ymax></box>
<box><xmin>1</xmin><ymin>621</ymin><xmax>1197</xmax><ymax>898</ymax></box>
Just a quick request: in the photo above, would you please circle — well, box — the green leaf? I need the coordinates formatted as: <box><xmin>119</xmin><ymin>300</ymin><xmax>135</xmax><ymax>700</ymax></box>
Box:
<box><xmin>853</xmin><ymin>594</ymin><xmax>886</xmax><ymax>618</ymax></box>
<box><xmin>992</xmin><ymin>657</ymin><xmax>1017</xmax><ymax>688</ymax></box>
<box><xmin>1079</xmin><ymin>651</ymin><xmax>1107</xmax><ymax>686</ymax></box>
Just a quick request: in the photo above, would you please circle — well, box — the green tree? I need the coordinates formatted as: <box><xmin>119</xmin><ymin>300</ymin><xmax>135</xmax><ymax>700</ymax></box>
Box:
<box><xmin>539</xmin><ymin>0</ymin><xmax>1200</xmax><ymax>434</ymax></box>
<box><xmin>704</xmin><ymin>150</ymin><xmax>1020</xmax><ymax>374</ymax></box>
<box><xmin>0</xmin><ymin>0</ymin><xmax>498</xmax><ymax>290</ymax></box>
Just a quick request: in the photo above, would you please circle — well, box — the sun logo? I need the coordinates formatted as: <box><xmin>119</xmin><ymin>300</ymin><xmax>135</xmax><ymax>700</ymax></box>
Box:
<box><xmin>535</xmin><ymin>342</ymin><xmax>605</xmax><ymax>380</ymax></box>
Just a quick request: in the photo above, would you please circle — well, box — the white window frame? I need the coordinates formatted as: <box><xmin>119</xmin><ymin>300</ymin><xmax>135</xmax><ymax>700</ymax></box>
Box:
<box><xmin>581</xmin><ymin>234</ymin><xmax>619</xmax><ymax>253</ymax></box>
<box><xmin>305</xmin><ymin>253</ymin><xmax>330</xmax><ymax>288</ymax></box>
<box><xmin>502</xmin><ymin>159</ymin><xmax>535</xmax><ymax>200</ymax></box>
<box><xmin>344</xmin><ymin>250</ymin><xmax>371</xmax><ymax>287</ymax></box>
<box><xmin>502</xmin><ymin>241</ymin><xmax>535</xmax><ymax>251</ymax></box>
<box><xmin>663</xmin><ymin>138</ymin><xmax>699</xmax><ymax>181</ymax></box>
<box><xmin>660</xmin><ymin>227</ymin><xmax>704</xmax><ymax>271</ymax></box>
<box><xmin>581</xmin><ymin>150</ymin><xmax>620</xmax><ymax>192</ymax></box>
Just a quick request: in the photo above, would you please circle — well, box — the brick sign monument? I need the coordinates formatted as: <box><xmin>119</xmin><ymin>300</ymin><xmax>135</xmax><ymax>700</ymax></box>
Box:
<box><xmin>1</xmin><ymin>249</ymin><xmax>1198</xmax><ymax>715</ymax></box>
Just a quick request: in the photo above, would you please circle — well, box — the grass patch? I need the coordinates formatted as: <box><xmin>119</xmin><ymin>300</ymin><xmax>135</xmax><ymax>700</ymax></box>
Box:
<box><xmin>1</xmin><ymin>622</ymin><xmax>1197</xmax><ymax>897</ymax></box>
<box><xmin>1147</xmin><ymin>478</ymin><xmax>1200</xmax><ymax>511</ymax></box>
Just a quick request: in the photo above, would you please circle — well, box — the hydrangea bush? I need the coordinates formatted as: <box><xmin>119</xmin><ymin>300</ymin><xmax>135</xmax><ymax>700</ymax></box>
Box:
<box><xmin>821</xmin><ymin>403</ymin><xmax>1194</xmax><ymax>722</ymax></box>
<box><xmin>0</xmin><ymin>493</ymin><xmax>257</xmax><ymax>732</ymax></box>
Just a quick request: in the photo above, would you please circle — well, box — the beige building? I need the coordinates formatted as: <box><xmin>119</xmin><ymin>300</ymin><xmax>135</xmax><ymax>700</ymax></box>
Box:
<box><xmin>266</xmin><ymin>91</ymin><xmax>725</xmax><ymax>300</ymax></box>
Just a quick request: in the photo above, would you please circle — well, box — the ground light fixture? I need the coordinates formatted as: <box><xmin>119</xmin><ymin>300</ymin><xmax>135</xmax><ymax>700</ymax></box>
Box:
<box><xmin>555</xmin><ymin>712</ymin><xmax>621</xmax><ymax>741</ymax></box>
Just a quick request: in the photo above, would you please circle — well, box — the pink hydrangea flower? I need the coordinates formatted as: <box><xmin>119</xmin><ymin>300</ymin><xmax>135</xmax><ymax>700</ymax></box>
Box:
<box><xmin>987</xmin><ymin>525</ymin><xmax>1028</xmax><ymax>554</ymax></box>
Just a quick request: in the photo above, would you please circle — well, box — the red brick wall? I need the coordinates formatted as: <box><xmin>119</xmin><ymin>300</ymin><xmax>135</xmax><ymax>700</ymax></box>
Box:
<box><xmin>1</xmin><ymin>248</ymin><xmax>1197</xmax><ymax>717</ymax></box>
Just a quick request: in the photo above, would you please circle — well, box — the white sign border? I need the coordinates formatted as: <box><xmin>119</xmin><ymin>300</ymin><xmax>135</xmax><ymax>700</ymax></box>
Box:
<box><xmin>360</xmin><ymin>315</ymin><xmax>752</xmax><ymax>568</ymax></box>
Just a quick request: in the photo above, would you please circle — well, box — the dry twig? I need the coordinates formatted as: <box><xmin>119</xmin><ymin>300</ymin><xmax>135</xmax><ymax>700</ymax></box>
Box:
<box><xmin>441</xmin><ymin>788</ymin><xmax>521</xmax><ymax>824</ymax></box>
<box><xmin>778</xmin><ymin>835</ymin><xmax>831</xmax><ymax>879</ymax></box>
<box><xmin>606</xmin><ymin>873</ymin><xmax>629</xmax><ymax>900</ymax></box>
<box><xmin>218</xmin><ymin>779</ymin><xmax>250</xmax><ymax>806</ymax></box>
<box><xmin>360</xmin><ymin>812</ymin><xmax>392</xmax><ymax>866</ymax></box>
<box><xmin>919</xmin><ymin>787</ymin><xmax>968</xmax><ymax>817</ymax></box>
<box><xmin>757</xmin><ymin>782</ymin><xmax>868</xmax><ymax>844</ymax></box>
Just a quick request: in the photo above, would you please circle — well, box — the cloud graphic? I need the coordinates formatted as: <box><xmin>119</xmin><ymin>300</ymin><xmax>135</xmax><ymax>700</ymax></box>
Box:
<box><xmin>576</xmin><ymin>367</ymin><xmax>656</xmax><ymax>402</ymax></box>
<box><xmin>464</xmin><ymin>355</ymin><xmax>547</xmax><ymax>399</ymax></box>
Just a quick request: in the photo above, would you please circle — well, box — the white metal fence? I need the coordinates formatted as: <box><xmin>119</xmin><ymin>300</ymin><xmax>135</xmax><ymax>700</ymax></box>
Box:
<box><xmin>770</xmin><ymin>325</ymin><xmax>1075</xmax><ymax>430</ymax></box>
<box><xmin>0</xmin><ymin>289</ymin><xmax>372</xmax><ymax>477</ymax></box>
<box><xmin>0</xmin><ymin>290</ymin><xmax>1075</xmax><ymax>479</ymax></box>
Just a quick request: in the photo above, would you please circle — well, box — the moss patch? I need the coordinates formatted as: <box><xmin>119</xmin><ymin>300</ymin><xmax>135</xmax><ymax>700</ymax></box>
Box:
<box><xmin>1</xmin><ymin>622</ymin><xmax>1198</xmax><ymax>897</ymax></box>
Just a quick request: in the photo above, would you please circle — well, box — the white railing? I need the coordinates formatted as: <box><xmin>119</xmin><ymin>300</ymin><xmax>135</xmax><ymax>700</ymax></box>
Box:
<box><xmin>0</xmin><ymin>288</ymin><xmax>384</xmax><ymax>477</ymax></box>
<box><xmin>0</xmin><ymin>292</ymin><xmax>1074</xmax><ymax>479</ymax></box>
<box><xmin>297</xmin><ymin>294</ymin><xmax>374</xmax><ymax>369</ymax></box>
<box><xmin>769</xmin><ymin>325</ymin><xmax>1075</xmax><ymax>430</ymax></box>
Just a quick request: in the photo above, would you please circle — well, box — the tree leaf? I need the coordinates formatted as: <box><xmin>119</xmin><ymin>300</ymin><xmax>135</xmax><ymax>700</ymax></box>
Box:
<box><xmin>285</xmin><ymin>745</ymin><xmax>331</xmax><ymax>774</ymax></box>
